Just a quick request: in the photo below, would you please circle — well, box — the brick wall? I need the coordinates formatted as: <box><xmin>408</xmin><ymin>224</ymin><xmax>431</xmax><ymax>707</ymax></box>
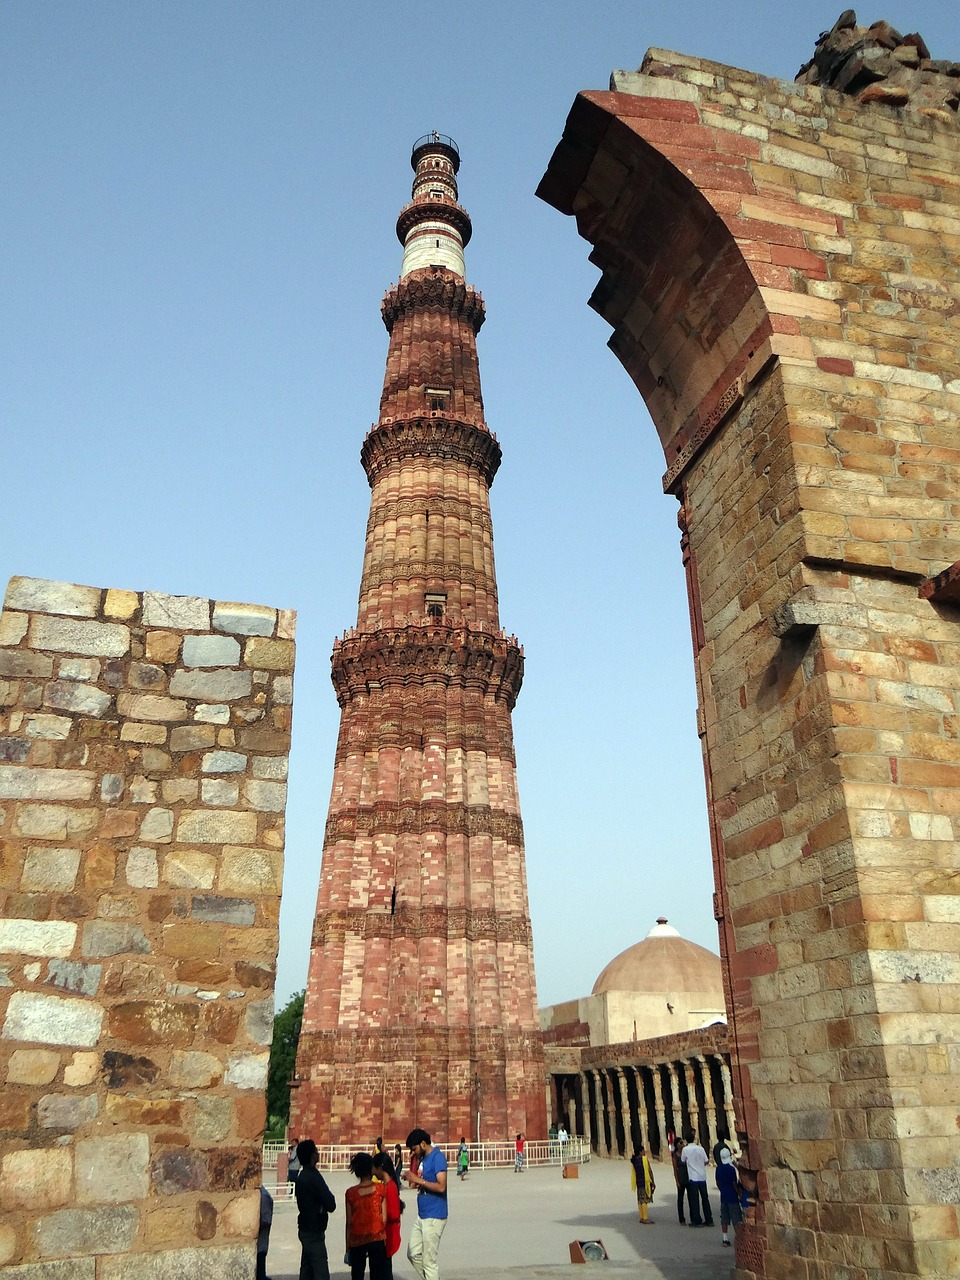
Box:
<box><xmin>540</xmin><ymin>35</ymin><xmax>960</xmax><ymax>1280</ymax></box>
<box><xmin>0</xmin><ymin>576</ymin><xmax>294</xmax><ymax>1279</ymax></box>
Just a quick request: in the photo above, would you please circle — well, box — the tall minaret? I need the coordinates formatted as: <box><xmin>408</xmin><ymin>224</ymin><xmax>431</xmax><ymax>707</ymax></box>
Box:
<box><xmin>292</xmin><ymin>135</ymin><xmax>546</xmax><ymax>1145</ymax></box>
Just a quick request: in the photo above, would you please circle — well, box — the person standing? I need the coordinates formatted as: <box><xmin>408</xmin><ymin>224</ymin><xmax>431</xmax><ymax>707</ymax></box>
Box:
<box><xmin>393</xmin><ymin>1144</ymin><xmax>404</xmax><ymax>1180</ymax></box>
<box><xmin>557</xmin><ymin>1123</ymin><xmax>569</xmax><ymax>1154</ymax></box>
<box><xmin>405</xmin><ymin>1128</ymin><xmax>447</xmax><ymax>1280</ymax></box>
<box><xmin>257</xmin><ymin>1183</ymin><xmax>274</xmax><ymax>1280</ymax></box>
<box><xmin>295</xmin><ymin>1139</ymin><xmax>337</xmax><ymax>1280</ymax></box>
<box><xmin>345</xmin><ymin>1152</ymin><xmax>389</xmax><ymax>1280</ymax></box>
<box><xmin>670</xmin><ymin>1136</ymin><xmax>689</xmax><ymax>1224</ymax></box>
<box><xmin>514</xmin><ymin>1133</ymin><xmax>525</xmax><ymax>1172</ymax></box>
<box><xmin>456</xmin><ymin>1137</ymin><xmax>469</xmax><ymax>1181</ymax></box>
<box><xmin>287</xmin><ymin>1140</ymin><xmax>302</xmax><ymax>1192</ymax></box>
<box><xmin>715</xmin><ymin>1147</ymin><xmax>744</xmax><ymax>1248</ymax></box>
<box><xmin>373</xmin><ymin>1152</ymin><xmax>403</xmax><ymax>1277</ymax></box>
<box><xmin>629</xmin><ymin>1147</ymin><xmax>656</xmax><ymax>1224</ymax></box>
<box><xmin>680</xmin><ymin>1130</ymin><xmax>713</xmax><ymax>1228</ymax></box>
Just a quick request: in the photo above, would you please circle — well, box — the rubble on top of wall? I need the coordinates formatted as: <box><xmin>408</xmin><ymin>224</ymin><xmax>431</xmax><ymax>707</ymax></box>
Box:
<box><xmin>796</xmin><ymin>9</ymin><xmax>960</xmax><ymax>119</ymax></box>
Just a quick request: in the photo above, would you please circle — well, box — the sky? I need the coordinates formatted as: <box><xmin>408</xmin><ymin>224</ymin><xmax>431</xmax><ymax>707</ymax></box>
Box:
<box><xmin>2</xmin><ymin>1</ymin><xmax>954</xmax><ymax>1008</ymax></box>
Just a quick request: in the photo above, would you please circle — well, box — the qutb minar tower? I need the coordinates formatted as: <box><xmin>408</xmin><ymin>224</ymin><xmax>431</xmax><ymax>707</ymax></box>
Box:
<box><xmin>292</xmin><ymin>134</ymin><xmax>546</xmax><ymax>1145</ymax></box>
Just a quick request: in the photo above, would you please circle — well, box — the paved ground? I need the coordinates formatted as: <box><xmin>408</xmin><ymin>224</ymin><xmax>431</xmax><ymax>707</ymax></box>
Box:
<box><xmin>263</xmin><ymin>1158</ymin><xmax>735</xmax><ymax>1280</ymax></box>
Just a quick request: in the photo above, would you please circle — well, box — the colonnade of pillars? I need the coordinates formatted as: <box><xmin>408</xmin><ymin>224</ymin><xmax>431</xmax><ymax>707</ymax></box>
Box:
<box><xmin>550</xmin><ymin>1053</ymin><xmax>736</xmax><ymax>1161</ymax></box>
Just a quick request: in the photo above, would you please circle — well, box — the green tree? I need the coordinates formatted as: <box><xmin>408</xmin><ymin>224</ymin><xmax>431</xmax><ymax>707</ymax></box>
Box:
<box><xmin>266</xmin><ymin>989</ymin><xmax>304</xmax><ymax>1137</ymax></box>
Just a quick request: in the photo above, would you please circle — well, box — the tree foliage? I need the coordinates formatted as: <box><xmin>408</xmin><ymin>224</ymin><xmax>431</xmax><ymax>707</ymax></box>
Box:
<box><xmin>266</xmin><ymin>989</ymin><xmax>304</xmax><ymax>1134</ymax></box>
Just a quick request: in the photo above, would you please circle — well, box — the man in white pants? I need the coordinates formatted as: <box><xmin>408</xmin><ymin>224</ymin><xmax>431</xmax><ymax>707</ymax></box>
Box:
<box><xmin>405</xmin><ymin>1128</ymin><xmax>448</xmax><ymax>1280</ymax></box>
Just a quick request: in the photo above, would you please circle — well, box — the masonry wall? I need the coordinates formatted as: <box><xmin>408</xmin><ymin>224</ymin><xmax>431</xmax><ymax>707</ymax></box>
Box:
<box><xmin>0</xmin><ymin>576</ymin><xmax>294</xmax><ymax>1279</ymax></box>
<box><xmin>540</xmin><ymin>36</ymin><xmax>960</xmax><ymax>1280</ymax></box>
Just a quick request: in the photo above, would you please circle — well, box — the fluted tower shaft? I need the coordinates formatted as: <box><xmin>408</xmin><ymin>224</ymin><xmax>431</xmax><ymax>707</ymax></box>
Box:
<box><xmin>292</xmin><ymin>135</ymin><xmax>545</xmax><ymax>1146</ymax></box>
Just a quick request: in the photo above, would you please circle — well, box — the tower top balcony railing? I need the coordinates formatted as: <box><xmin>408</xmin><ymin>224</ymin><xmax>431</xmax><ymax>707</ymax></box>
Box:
<box><xmin>411</xmin><ymin>132</ymin><xmax>460</xmax><ymax>171</ymax></box>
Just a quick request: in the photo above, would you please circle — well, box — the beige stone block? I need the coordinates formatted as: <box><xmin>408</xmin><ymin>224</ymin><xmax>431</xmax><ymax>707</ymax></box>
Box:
<box><xmin>219</xmin><ymin>847</ymin><xmax>282</xmax><ymax>895</ymax></box>
<box><xmin>0</xmin><ymin>1146</ymin><xmax>72</xmax><ymax>1209</ymax></box>
<box><xmin>162</xmin><ymin>848</ymin><xmax>217</xmax><ymax>889</ymax></box>
<box><xmin>0</xmin><ymin>1222</ymin><xmax>16</xmax><ymax>1265</ymax></box>
<box><xmin>0</xmin><ymin>610</ymin><xmax>28</xmax><ymax>645</ymax></box>
<box><xmin>116</xmin><ymin>693</ymin><xmax>188</xmax><ymax>722</ymax></box>
<box><xmin>7</xmin><ymin>1047</ymin><xmax>60</xmax><ymax>1084</ymax></box>
<box><xmin>145</xmin><ymin>630</ymin><xmax>182</xmax><ymax>663</ymax></box>
<box><xmin>120</xmin><ymin>721</ymin><xmax>169</xmax><ymax>745</ymax></box>
<box><xmin>6</xmin><ymin>577</ymin><xmax>101</xmax><ymax>618</ymax></box>
<box><xmin>221</xmin><ymin>1190</ymin><xmax>259</xmax><ymax>1237</ymax></box>
<box><xmin>21</xmin><ymin>845</ymin><xmax>82</xmax><ymax>891</ymax></box>
<box><xmin>63</xmin><ymin>1051</ymin><xmax>99</xmax><ymax>1086</ymax></box>
<box><xmin>169</xmin><ymin>1048</ymin><xmax>223</xmax><ymax>1087</ymax></box>
<box><xmin>104</xmin><ymin>588</ymin><xmax>139</xmax><ymax>619</ymax></box>
<box><xmin>0</xmin><ymin>765</ymin><xmax>95</xmax><ymax>802</ymax></box>
<box><xmin>161</xmin><ymin>779</ymin><xmax>199</xmax><ymax>803</ymax></box>
<box><xmin>28</xmin><ymin>615</ymin><xmax>129</xmax><ymax>657</ymax></box>
<box><xmin>243</xmin><ymin>636</ymin><xmax>295</xmax><ymax>672</ymax></box>
<box><xmin>277</xmin><ymin>608</ymin><xmax>297</xmax><ymax>639</ymax></box>
<box><xmin>177</xmin><ymin>809</ymin><xmax>258</xmax><ymax>845</ymax></box>
<box><xmin>0</xmin><ymin>918</ymin><xmax>77</xmax><ymax>957</ymax></box>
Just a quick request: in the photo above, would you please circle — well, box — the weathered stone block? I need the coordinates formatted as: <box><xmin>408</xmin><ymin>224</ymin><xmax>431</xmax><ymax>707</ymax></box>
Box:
<box><xmin>62</xmin><ymin>1051</ymin><xmax>98</xmax><ymax>1086</ymax></box>
<box><xmin>98</xmin><ymin>1244</ymin><xmax>254</xmax><ymax>1280</ymax></box>
<box><xmin>0</xmin><ymin>1147</ymin><xmax>72</xmax><ymax>1210</ymax></box>
<box><xmin>37</xmin><ymin>1091</ymin><xmax>99</xmax><ymax>1130</ymax></box>
<box><xmin>182</xmin><ymin>635</ymin><xmax>241</xmax><ymax>668</ymax></box>
<box><xmin>201</xmin><ymin>778</ymin><xmax>239</xmax><ymax>806</ymax></box>
<box><xmin>192</xmin><ymin>894</ymin><xmax>255</xmax><ymax>926</ymax></box>
<box><xmin>139</xmin><ymin>806</ymin><xmax>174</xmax><ymax>842</ymax></box>
<box><xmin>224</xmin><ymin>1052</ymin><xmax>269</xmax><ymax>1090</ymax></box>
<box><xmin>13</xmin><ymin>804</ymin><xmax>97</xmax><ymax>840</ymax></box>
<box><xmin>6</xmin><ymin>1048</ymin><xmax>60</xmax><ymax>1085</ymax></box>
<box><xmin>243</xmin><ymin>778</ymin><xmax>286</xmax><ymax>812</ymax></box>
<box><xmin>99</xmin><ymin>1050</ymin><xmax>160</xmax><ymax>1088</ymax></box>
<box><xmin>162</xmin><ymin>848</ymin><xmax>217</xmax><ymax>889</ymax></box>
<box><xmin>103</xmin><ymin>588</ymin><xmax>138</xmax><ymax>620</ymax></box>
<box><xmin>45</xmin><ymin>959</ymin><xmax>102</xmax><ymax>997</ymax></box>
<box><xmin>21</xmin><ymin>847</ymin><xmax>82</xmax><ymax>892</ymax></box>
<box><xmin>141</xmin><ymin>592</ymin><xmax>210</xmax><ymax>630</ymax></box>
<box><xmin>243</xmin><ymin>636</ymin><xmax>295</xmax><ymax>671</ymax></box>
<box><xmin>28</xmin><ymin>617</ymin><xmax>129</xmax><ymax>658</ymax></box>
<box><xmin>81</xmin><ymin>921</ymin><xmax>150</xmax><ymax>958</ymax></box>
<box><xmin>108</xmin><ymin>1000</ymin><xmax>200</xmax><ymax>1046</ymax></box>
<box><xmin>0</xmin><ymin>765</ymin><xmax>95</xmax><ymax>801</ymax></box>
<box><xmin>244</xmin><ymin>996</ymin><xmax>274</xmax><ymax>1045</ymax></box>
<box><xmin>168</xmin><ymin>1049</ymin><xmax>223</xmax><ymax>1088</ymax></box>
<box><xmin>176</xmin><ymin>810</ymin><xmax>257</xmax><ymax>844</ymax></box>
<box><xmin>219</xmin><ymin>848</ymin><xmax>282</xmax><ymax>894</ymax></box>
<box><xmin>0</xmin><ymin>919</ymin><xmax>77</xmax><ymax>957</ymax></box>
<box><xmin>201</xmin><ymin>750</ymin><xmax>247</xmax><ymax>773</ymax></box>
<box><xmin>168</xmin><ymin>669</ymin><xmax>252</xmax><ymax>703</ymax></box>
<box><xmin>4</xmin><ymin>1264</ymin><xmax>95</xmax><ymax>1280</ymax></box>
<box><xmin>116</xmin><ymin>694</ymin><xmax>187</xmax><ymax>723</ymax></box>
<box><xmin>213</xmin><ymin>601</ymin><xmax>276</xmax><ymax>636</ymax></box>
<box><xmin>2</xmin><ymin>991</ymin><xmax>104</xmax><ymax>1047</ymax></box>
<box><xmin>5</xmin><ymin>578</ymin><xmax>101</xmax><ymax>619</ymax></box>
<box><xmin>36</xmin><ymin>1204</ymin><xmax>138</xmax><ymax>1257</ymax></box>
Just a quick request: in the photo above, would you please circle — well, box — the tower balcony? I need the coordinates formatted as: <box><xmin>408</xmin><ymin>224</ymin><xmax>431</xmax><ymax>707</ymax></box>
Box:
<box><xmin>411</xmin><ymin>132</ymin><xmax>460</xmax><ymax>172</ymax></box>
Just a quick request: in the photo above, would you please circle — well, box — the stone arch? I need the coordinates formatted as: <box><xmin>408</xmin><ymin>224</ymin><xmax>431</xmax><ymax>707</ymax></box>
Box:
<box><xmin>540</xmin><ymin>52</ymin><xmax>960</xmax><ymax>1280</ymax></box>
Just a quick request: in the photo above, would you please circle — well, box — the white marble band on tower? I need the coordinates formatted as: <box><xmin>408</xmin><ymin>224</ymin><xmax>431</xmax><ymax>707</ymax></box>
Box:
<box><xmin>397</xmin><ymin>132</ymin><xmax>472</xmax><ymax>280</ymax></box>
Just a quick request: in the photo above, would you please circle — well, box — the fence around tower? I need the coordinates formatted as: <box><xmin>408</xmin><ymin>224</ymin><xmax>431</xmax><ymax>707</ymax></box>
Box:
<box><xmin>262</xmin><ymin>1137</ymin><xmax>590</xmax><ymax>1196</ymax></box>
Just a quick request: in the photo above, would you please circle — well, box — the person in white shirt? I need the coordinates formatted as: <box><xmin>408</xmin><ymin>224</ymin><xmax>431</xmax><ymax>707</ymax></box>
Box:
<box><xmin>679</xmin><ymin>1131</ymin><xmax>714</xmax><ymax>1227</ymax></box>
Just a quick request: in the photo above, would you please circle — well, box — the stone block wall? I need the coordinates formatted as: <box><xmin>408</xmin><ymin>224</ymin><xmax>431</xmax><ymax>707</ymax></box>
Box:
<box><xmin>0</xmin><ymin>577</ymin><xmax>294</xmax><ymax>1279</ymax></box>
<box><xmin>539</xmin><ymin>27</ymin><xmax>960</xmax><ymax>1280</ymax></box>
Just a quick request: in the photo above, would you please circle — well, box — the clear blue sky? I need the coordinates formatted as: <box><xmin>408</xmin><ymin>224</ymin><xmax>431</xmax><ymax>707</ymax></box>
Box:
<box><xmin>3</xmin><ymin>2</ymin><xmax>953</xmax><ymax>1006</ymax></box>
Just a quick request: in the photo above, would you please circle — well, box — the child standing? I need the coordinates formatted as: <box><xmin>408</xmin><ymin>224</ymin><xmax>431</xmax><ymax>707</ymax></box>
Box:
<box><xmin>345</xmin><ymin>1152</ymin><xmax>389</xmax><ymax>1279</ymax></box>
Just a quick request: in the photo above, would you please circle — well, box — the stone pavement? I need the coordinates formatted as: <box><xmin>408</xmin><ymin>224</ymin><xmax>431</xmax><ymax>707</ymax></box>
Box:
<box><xmin>263</xmin><ymin>1158</ymin><xmax>735</xmax><ymax>1280</ymax></box>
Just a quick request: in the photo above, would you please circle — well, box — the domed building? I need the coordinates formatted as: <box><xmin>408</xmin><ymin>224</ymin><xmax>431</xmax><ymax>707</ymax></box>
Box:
<box><xmin>540</xmin><ymin>920</ymin><xmax>736</xmax><ymax>1161</ymax></box>
<box><xmin>541</xmin><ymin>918</ymin><xmax>726</xmax><ymax>1047</ymax></box>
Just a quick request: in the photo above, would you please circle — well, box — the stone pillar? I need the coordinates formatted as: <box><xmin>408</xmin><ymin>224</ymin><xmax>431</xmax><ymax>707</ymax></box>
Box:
<box><xmin>580</xmin><ymin>1071</ymin><xmax>592</xmax><ymax>1149</ymax></box>
<box><xmin>539</xmin><ymin>30</ymin><xmax>960</xmax><ymax>1277</ymax></box>
<box><xmin>0</xmin><ymin>576</ymin><xmax>294</xmax><ymax>1277</ymax></box>
<box><xmin>617</xmin><ymin>1067</ymin><xmax>632</xmax><ymax>1155</ymax></box>
<box><xmin>666</xmin><ymin>1061</ymin><xmax>683</xmax><ymax>1141</ymax></box>
<box><xmin>634</xmin><ymin>1066</ymin><xmax>652</xmax><ymax>1157</ymax></box>
<box><xmin>650</xmin><ymin>1065</ymin><xmax>668</xmax><ymax>1157</ymax></box>
<box><xmin>716</xmin><ymin>1055</ymin><xmax>737</xmax><ymax>1151</ymax></box>
<box><xmin>684</xmin><ymin>1060</ymin><xmax>702</xmax><ymax>1146</ymax></box>
<box><xmin>698</xmin><ymin>1054</ymin><xmax>719</xmax><ymax>1151</ymax></box>
<box><xmin>601</xmin><ymin>1070</ymin><xmax>616</xmax><ymax>1162</ymax></box>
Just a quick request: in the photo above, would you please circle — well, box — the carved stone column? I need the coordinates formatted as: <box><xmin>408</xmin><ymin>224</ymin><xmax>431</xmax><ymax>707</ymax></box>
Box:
<box><xmin>666</xmin><ymin>1061</ymin><xmax>684</xmax><ymax>1140</ymax></box>
<box><xmin>580</xmin><ymin>1071</ymin><xmax>592</xmax><ymax>1149</ymax></box>
<box><xmin>684</xmin><ymin>1059</ymin><xmax>701</xmax><ymax>1144</ymax></box>
<box><xmin>617</xmin><ymin>1067</ymin><xmax>632</xmax><ymax>1155</ymax></box>
<box><xmin>634</xmin><ymin>1066</ymin><xmax>652</xmax><ymax>1156</ymax></box>
<box><xmin>602</xmin><ymin>1069</ymin><xmax>616</xmax><ymax>1156</ymax></box>
<box><xmin>651</xmin><ymin>1065</ymin><xmax>669</xmax><ymax>1156</ymax></box>
<box><xmin>716</xmin><ymin>1054</ymin><xmax>737</xmax><ymax>1148</ymax></box>
<box><xmin>698</xmin><ymin>1054</ymin><xmax>719</xmax><ymax>1151</ymax></box>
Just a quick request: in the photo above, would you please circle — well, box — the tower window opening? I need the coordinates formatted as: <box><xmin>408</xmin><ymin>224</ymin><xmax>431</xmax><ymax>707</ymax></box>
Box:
<box><xmin>426</xmin><ymin>387</ymin><xmax>450</xmax><ymax>412</ymax></box>
<box><xmin>391</xmin><ymin>885</ymin><xmax>397</xmax><ymax>915</ymax></box>
<box><xmin>431</xmin><ymin>189</ymin><xmax>443</xmax><ymax>199</ymax></box>
<box><xmin>436</xmin><ymin>239</ymin><xmax>441</xmax><ymax>248</ymax></box>
<box><xmin>425</xmin><ymin>592</ymin><xmax>446</xmax><ymax>620</ymax></box>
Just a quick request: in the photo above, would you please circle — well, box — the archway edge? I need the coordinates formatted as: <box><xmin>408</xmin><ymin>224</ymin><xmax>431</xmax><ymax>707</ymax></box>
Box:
<box><xmin>537</xmin><ymin>80</ymin><xmax>835</xmax><ymax>494</ymax></box>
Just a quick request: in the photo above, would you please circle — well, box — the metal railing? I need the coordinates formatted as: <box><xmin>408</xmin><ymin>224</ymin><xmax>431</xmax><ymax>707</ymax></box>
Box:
<box><xmin>263</xmin><ymin>1136</ymin><xmax>589</xmax><ymax>1180</ymax></box>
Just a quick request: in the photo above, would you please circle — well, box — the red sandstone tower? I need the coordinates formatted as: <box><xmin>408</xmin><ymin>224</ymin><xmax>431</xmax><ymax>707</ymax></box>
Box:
<box><xmin>292</xmin><ymin>134</ymin><xmax>545</xmax><ymax>1146</ymax></box>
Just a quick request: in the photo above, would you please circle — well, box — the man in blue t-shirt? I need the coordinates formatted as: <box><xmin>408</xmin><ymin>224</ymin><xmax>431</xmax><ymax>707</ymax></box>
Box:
<box><xmin>405</xmin><ymin>1127</ymin><xmax>448</xmax><ymax>1280</ymax></box>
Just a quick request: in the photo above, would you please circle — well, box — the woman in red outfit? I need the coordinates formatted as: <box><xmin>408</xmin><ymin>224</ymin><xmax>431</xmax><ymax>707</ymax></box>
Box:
<box><xmin>345</xmin><ymin>1153</ymin><xmax>388</xmax><ymax>1280</ymax></box>
<box><xmin>372</xmin><ymin>1152</ymin><xmax>403</xmax><ymax>1275</ymax></box>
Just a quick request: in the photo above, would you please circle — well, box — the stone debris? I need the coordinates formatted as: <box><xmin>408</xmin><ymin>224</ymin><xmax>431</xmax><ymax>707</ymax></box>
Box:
<box><xmin>797</xmin><ymin>10</ymin><xmax>960</xmax><ymax>117</ymax></box>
